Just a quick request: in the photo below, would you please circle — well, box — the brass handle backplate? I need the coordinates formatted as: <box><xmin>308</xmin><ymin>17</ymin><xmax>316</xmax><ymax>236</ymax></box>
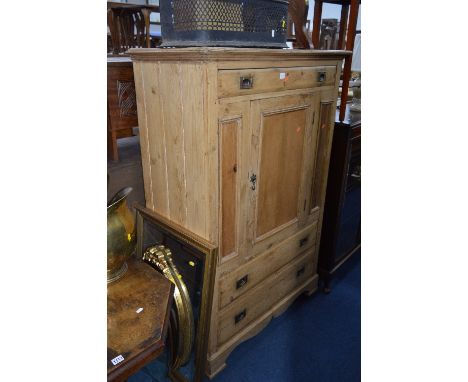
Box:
<box><xmin>318</xmin><ymin>71</ymin><xmax>326</xmax><ymax>83</ymax></box>
<box><xmin>235</xmin><ymin>309</ymin><xmax>247</xmax><ymax>324</ymax></box>
<box><xmin>296</xmin><ymin>266</ymin><xmax>305</xmax><ymax>278</ymax></box>
<box><xmin>236</xmin><ymin>275</ymin><xmax>248</xmax><ymax>289</ymax></box>
<box><xmin>240</xmin><ymin>76</ymin><xmax>254</xmax><ymax>89</ymax></box>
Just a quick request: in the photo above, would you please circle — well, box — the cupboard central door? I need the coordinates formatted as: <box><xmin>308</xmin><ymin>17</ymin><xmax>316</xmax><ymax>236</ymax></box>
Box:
<box><xmin>246</xmin><ymin>94</ymin><xmax>319</xmax><ymax>258</ymax></box>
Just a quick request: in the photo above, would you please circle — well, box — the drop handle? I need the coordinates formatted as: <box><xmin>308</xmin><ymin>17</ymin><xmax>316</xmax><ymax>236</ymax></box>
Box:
<box><xmin>299</xmin><ymin>236</ymin><xmax>309</xmax><ymax>247</ymax></box>
<box><xmin>236</xmin><ymin>275</ymin><xmax>248</xmax><ymax>289</ymax></box>
<box><xmin>240</xmin><ymin>76</ymin><xmax>254</xmax><ymax>89</ymax></box>
<box><xmin>296</xmin><ymin>266</ymin><xmax>305</xmax><ymax>278</ymax></box>
<box><xmin>235</xmin><ymin>309</ymin><xmax>247</xmax><ymax>324</ymax></box>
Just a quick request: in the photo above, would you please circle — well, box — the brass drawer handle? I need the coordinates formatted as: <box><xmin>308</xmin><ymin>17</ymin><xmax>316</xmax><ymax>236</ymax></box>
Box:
<box><xmin>235</xmin><ymin>309</ymin><xmax>246</xmax><ymax>324</ymax></box>
<box><xmin>236</xmin><ymin>275</ymin><xmax>248</xmax><ymax>289</ymax></box>
<box><xmin>318</xmin><ymin>71</ymin><xmax>326</xmax><ymax>83</ymax></box>
<box><xmin>299</xmin><ymin>236</ymin><xmax>309</xmax><ymax>247</ymax></box>
<box><xmin>240</xmin><ymin>76</ymin><xmax>254</xmax><ymax>89</ymax></box>
<box><xmin>296</xmin><ymin>266</ymin><xmax>305</xmax><ymax>278</ymax></box>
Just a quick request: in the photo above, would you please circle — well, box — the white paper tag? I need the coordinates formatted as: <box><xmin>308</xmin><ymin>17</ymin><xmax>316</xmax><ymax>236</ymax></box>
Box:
<box><xmin>111</xmin><ymin>355</ymin><xmax>124</xmax><ymax>366</ymax></box>
<box><xmin>271</xmin><ymin>29</ymin><xmax>275</xmax><ymax>37</ymax></box>
<box><xmin>136</xmin><ymin>307</ymin><xmax>144</xmax><ymax>314</ymax></box>
<box><xmin>279</xmin><ymin>72</ymin><xmax>286</xmax><ymax>80</ymax></box>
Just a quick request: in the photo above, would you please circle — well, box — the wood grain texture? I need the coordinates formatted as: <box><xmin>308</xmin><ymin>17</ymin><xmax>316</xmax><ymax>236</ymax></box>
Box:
<box><xmin>107</xmin><ymin>256</ymin><xmax>173</xmax><ymax>382</ymax></box>
<box><xmin>310</xmin><ymin>102</ymin><xmax>333</xmax><ymax>210</ymax></box>
<box><xmin>205</xmin><ymin>62</ymin><xmax>221</xmax><ymax>245</ymax></box>
<box><xmin>246</xmin><ymin>94</ymin><xmax>316</xmax><ymax>260</ymax></box>
<box><xmin>217</xmin><ymin>249</ymin><xmax>316</xmax><ymax>345</ymax></box>
<box><xmin>159</xmin><ymin>63</ymin><xmax>187</xmax><ymax>226</ymax></box>
<box><xmin>220</xmin><ymin>120</ymin><xmax>239</xmax><ymax>258</ymax></box>
<box><xmin>256</xmin><ymin>107</ymin><xmax>306</xmax><ymax>237</ymax></box>
<box><xmin>218</xmin><ymin>66</ymin><xmax>336</xmax><ymax>98</ymax></box>
<box><xmin>180</xmin><ymin>63</ymin><xmax>208</xmax><ymax>238</ymax></box>
<box><xmin>129</xmin><ymin>47</ymin><xmax>351</xmax><ymax>62</ymax></box>
<box><xmin>216</xmin><ymin>100</ymin><xmax>251</xmax><ymax>275</ymax></box>
<box><xmin>139</xmin><ymin>61</ymin><xmax>169</xmax><ymax>213</ymax></box>
<box><xmin>131</xmin><ymin>50</ymin><xmax>347</xmax><ymax>378</ymax></box>
<box><xmin>132</xmin><ymin>60</ymin><xmax>153</xmax><ymax>210</ymax></box>
<box><xmin>136</xmin><ymin>61</ymin><xmax>215</xmax><ymax>239</ymax></box>
<box><xmin>219</xmin><ymin>222</ymin><xmax>317</xmax><ymax>309</ymax></box>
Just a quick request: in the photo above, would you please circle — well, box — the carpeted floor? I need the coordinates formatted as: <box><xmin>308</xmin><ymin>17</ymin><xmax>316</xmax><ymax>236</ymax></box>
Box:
<box><xmin>205</xmin><ymin>251</ymin><xmax>361</xmax><ymax>382</ymax></box>
<box><xmin>128</xmin><ymin>252</ymin><xmax>360</xmax><ymax>382</ymax></box>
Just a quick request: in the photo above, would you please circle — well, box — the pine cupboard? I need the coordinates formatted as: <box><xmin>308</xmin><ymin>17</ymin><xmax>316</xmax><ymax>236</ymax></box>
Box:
<box><xmin>129</xmin><ymin>48</ymin><xmax>349</xmax><ymax>378</ymax></box>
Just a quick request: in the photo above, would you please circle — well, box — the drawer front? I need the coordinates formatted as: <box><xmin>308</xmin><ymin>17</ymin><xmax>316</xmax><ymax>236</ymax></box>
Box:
<box><xmin>218</xmin><ymin>66</ymin><xmax>336</xmax><ymax>98</ymax></box>
<box><xmin>217</xmin><ymin>249</ymin><xmax>316</xmax><ymax>346</ymax></box>
<box><xmin>219</xmin><ymin>222</ymin><xmax>317</xmax><ymax>309</ymax></box>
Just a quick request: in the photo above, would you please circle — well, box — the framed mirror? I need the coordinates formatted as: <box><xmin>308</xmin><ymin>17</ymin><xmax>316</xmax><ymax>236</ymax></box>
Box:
<box><xmin>131</xmin><ymin>204</ymin><xmax>217</xmax><ymax>382</ymax></box>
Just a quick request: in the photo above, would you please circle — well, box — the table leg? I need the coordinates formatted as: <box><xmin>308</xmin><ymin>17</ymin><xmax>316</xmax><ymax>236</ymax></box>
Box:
<box><xmin>311</xmin><ymin>0</ymin><xmax>323</xmax><ymax>48</ymax></box>
<box><xmin>141</xmin><ymin>8</ymin><xmax>151</xmax><ymax>48</ymax></box>
<box><xmin>337</xmin><ymin>5</ymin><xmax>349</xmax><ymax>50</ymax></box>
<box><xmin>108</xmin><ymin>105</ymin><xmax>119</xmax><ymax>162</ymax></box>
<box><xmin>339</xmin><ymin>0</ymin><xmax>359</xmax><ymax>122</ymax></box>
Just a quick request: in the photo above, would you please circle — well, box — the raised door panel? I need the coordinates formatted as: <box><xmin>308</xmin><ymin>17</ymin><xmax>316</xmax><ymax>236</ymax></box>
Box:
<box><xmin>247</xmin><ymin>93</ymin><xmax>319</xmax><ymax>258</ymax></box>
<box><xmin>218</xmin><ymin>102</ymin><xmax>250</xmax><ymax>264</ymax></box>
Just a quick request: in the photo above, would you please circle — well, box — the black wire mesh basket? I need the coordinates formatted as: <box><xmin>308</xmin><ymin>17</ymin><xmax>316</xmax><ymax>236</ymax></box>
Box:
<box><xmin>159</xmin><ymin>0</ymin><xmax>289</xmax><ymax>48</ymax></box>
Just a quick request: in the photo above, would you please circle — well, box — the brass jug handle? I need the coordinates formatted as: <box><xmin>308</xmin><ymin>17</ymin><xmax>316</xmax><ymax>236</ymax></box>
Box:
<box><xmin>107</xmin><ymin>186</ymin><xmax>133</xmax><ymax>209</ymax></box>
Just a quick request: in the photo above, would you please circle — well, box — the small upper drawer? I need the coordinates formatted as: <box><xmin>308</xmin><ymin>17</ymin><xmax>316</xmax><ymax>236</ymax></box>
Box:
<box><xmin>218</xmin><ymin>222</ymin><xmax>317</xmax><ymax>309</ymax></box>
<box><xmin>217</xmin><ymin>66</ymin><xmax>337</xmax><ymax>98</ymax></box>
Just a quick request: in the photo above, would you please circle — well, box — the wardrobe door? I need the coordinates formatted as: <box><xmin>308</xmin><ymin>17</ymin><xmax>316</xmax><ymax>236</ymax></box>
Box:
<box><xmin>246</xmin><ymin>93</ymin><xmax>319</xmax><ymax>258</ymax></box>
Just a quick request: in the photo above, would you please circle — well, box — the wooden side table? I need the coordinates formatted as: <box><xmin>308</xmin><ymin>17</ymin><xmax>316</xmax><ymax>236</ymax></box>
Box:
<box><xmin>107</xmin><ymin>256</ymin><xmax>174</xmax><ymax>382</ymax></box>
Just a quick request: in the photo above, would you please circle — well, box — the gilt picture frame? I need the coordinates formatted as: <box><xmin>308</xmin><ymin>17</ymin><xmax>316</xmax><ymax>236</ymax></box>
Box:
<box><xmin>134</xmin><ymin>203</ymin><xmax>217</xmax><ymax>382</ymax></box>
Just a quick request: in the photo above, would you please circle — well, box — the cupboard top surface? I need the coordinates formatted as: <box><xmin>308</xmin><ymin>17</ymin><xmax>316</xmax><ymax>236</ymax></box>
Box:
<box><xmin>128</xmin><ymin>47</ymin><xmax>351</xmax><ymax>62</ymax></box>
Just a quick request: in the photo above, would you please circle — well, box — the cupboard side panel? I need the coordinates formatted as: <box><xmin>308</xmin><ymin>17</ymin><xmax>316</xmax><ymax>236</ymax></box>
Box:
<box><xmin>139</xmin><ymin>61</ymin><xmax>170</xmax><ymax>215</ymax></box>
<box><xmin>180</xmin><ymin>63</ymin><xmax>209</xmax><ymax>238</ymax></box>
<box><xmin>158</xmin><ymin>63</ymin><xmax>188</xmax><ymax>227</ymax></box>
